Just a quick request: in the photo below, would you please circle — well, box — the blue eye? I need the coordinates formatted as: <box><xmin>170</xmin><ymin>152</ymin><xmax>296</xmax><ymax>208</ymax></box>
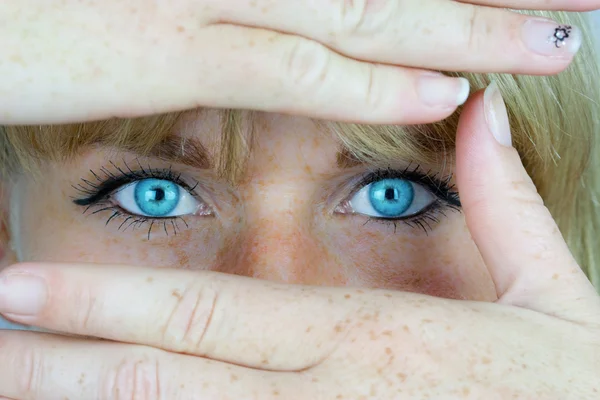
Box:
<box><xmin>369</xmin><ymin>179</ymin><xmax>414</xmax><ymax>217</ymax></box>
<box><xmin>349</xmin><ymin>178</ymin><xmax>435</xmax><ymax>219</ymax></box>
<box><xmin>113</xmin><ymin>178</ymin><xmax>201</xmax><ymax>218</ymax></box>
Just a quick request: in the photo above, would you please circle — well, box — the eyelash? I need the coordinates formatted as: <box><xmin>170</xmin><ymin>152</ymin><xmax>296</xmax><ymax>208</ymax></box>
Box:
<box><xmin>73</xmin><ymin>162</ymin><xmax>461</xmax><ymax>239</ymax></box>
<box><xmin>72</xmin><ymin>160</ymin><xmax>200</xmax><ymax>239</ymax></box>
<box><xmin>349</xmin><ymin>165</ymin><xmax>461</xmax><ymax>234</ymax></box>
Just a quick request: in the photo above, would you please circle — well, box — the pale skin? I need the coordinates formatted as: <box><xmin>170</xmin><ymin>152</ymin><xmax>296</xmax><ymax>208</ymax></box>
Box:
<box><xmin>1</xmin><ymin>0</ymin><xmax>599</xmax><ymax>125</ymax></box>
<box><xmin>0</xmin><ymin>88</ymin><xmax>599</xmax><ymax>399</ymax></box>
<box><xmin>3</xmin><ymin>110</ymin><xmax>494</xmax><ymax>300</ymax></box>
<box><xmin>1</xmin><ymin>0</ymin><xmax>600</xmax><ymax>398</ymax></box>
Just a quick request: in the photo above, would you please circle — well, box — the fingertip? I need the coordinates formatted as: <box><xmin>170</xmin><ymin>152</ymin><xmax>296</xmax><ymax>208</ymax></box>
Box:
<box><xmin>416</xmin><ymin>75</ymin><xmax>471</xmax><ymax>108</ymax></box>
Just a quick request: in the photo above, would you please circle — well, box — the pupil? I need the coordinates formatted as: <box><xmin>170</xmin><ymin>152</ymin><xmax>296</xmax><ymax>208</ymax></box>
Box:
<box><xmin>152</xmin><ymin>188</ymin><xmax>165</xmax><ymax>202</ymax></box>
<box><xmin>385</xmin><ymin>188</ymin><xmax>397</xmax><ymax>201</ymax></box>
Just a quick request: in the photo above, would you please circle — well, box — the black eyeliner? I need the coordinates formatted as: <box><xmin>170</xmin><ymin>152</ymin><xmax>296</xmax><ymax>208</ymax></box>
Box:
<box><xmin>356</xmin><ymin>165</ymin><xmax>461</xmax><ymax>208</ymax></box>
<box><xmin>73</xmin><ymin>162</ymin><xmax>199</xmax><ymax>207</ymax></box>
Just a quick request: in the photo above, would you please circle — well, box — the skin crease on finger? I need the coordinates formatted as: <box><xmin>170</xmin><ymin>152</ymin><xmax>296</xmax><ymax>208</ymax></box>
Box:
<box><xmin>0</xmin><ymin>110</ymin><xmax>497</xmax><ymax>302</ymax></box>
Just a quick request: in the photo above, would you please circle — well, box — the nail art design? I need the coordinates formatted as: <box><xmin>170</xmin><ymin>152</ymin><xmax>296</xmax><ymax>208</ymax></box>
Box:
<box><xmin>549</xmin><ymin>26</ymin><xmax>572</xmax><ymax>49</ymax></box>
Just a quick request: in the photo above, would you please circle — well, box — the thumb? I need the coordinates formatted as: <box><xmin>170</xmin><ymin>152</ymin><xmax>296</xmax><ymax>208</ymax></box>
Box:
<box><xmin>455</xmin><ymin>82</ymin><xmax>600</xmax><ymax>322</ymax></box>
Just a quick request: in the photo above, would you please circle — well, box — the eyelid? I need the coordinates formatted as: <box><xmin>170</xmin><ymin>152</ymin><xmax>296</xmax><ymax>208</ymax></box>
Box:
<box><xmin>73</xmin><ymin>165</ymin><xmax>201</xmax><ymax>206</ymax></box>
<box><xmin>334</xmin><ymin>166</ymin><xmax>460</xmax><ymax>211</ymax></box>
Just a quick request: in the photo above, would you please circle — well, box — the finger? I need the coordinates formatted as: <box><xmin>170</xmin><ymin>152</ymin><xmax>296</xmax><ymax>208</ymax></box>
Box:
<box><xmin>458</xmin><ymin>0</ymin><xmax>600</xmax><ymax>11</ymax></box>
<box><xmin>1</xmin><ymin>13</ymin><xmax>467</xmax><ymax>125</ymax></box>
<box><xmin>0</xmin><ymin>330</ymin><xmax>302</xmax><ymax>400</ymax></box>
<box><xmin>455</xmin><ymin>82</ymin><xmax>600</xmax><ymax>321</ymax></box>
<box><xmin>214</xmin><ymin>0</ymin><xmax>583</xmax><ymax>74</ymax></box>
<box><xmin>0</xmin><ymin>262</ymin><xmax>416</xmax><ymax>371</ymax></box>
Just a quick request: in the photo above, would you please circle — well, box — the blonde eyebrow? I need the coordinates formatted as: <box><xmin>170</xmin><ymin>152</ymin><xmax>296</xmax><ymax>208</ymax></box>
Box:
<box><xmin>336</xmin><ymin>147</ymin><xmax>363</xmax><ymax>169</ymax></box>
<box><xmin>143</xmin><ymin>135</ymin><xmax>212</xmax><ymax>169</ymax></box>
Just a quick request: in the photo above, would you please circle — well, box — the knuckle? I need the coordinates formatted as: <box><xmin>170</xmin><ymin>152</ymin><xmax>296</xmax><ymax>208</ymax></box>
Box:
<box><xmin>17</xmin><ymin>347</ymin><xmax>44</xmax><ymax>397</ymax></box>
<box><xmin>71</xmin><ymin>284</ymin><xmax>99</xmax><ymax>332</ymax></box>
<box><xmin>103</xmin><ymin>354</ymin><xmax>162</xmax><ymax>400</ymax></box>
<box><xmin>464</xmin><ymin>5</ymin><xmax>487</xmax><ymax>53</ymax></box>
<box><xmin>160</xmin><ymin>282</ymin><xmax>218</xmax><ymax>353</ymax></box>
<box><xmin>284</xmin><ymin>39</ymin><xmax>332</xmax><ymax>90</ymax></box>
<box><xmin>336</xmin><ymin>0</ymin><xmax>392</xmax><ymax>36</ymax></box>
<box><xmin>363</xmin><ymin>63</ymin><xmax>385</xmax><ymax>109</ymax></box>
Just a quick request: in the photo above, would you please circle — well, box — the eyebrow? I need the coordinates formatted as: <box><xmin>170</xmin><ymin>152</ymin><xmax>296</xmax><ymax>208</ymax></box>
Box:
<box><xmin>336</xmin><ymin>147</ymin><xmax>363</xmax><ymax>169</ymax></box>
<box><xmin>146</xmin><ymin>135</ymin><xmax>212</xmax><ymax>169</ymax></box>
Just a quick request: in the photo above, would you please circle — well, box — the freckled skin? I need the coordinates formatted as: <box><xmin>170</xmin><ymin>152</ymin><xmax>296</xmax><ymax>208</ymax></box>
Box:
<box><xmin>3</xmin><ymin>111</ymin><xmax>496</xmax><ymax>302</ymax></box>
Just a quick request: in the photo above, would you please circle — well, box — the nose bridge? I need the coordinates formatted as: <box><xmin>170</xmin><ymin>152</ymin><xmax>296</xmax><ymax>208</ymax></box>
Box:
<box><xmin>216</xmin><ymin>182</ymin><xmax>338</xmax><ymax>285</ymax></box>
<box><xmin>241</xmin><ymin>211</ymin><xmax>312</xmax><ymax>282</ymax></box>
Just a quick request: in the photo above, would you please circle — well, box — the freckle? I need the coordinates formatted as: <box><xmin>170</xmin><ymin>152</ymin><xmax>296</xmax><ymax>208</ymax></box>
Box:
<box><xmin>482</xmin><ymin>357</ymin><xmax>492</xmax><ymax>364</ymax></box>
<box><xmin>385</xmin><ymin>347</ymin><xmax>392</xmax><ymax>355</ymax></box>
<box><xmin>369</xmin><ymin>330</ymin><xmax>378</xmax><ymax>340</ymax></box>
<box><xmin>397</xmin><ymin>373</ymin><xmax>407</xmax><ymax>382</ymax></box>
<box><xmin>261</xmin><ymin>358</ymin><xmax>269</xmax><ymax>365</ymax></box>
<box><xmin>403</xmin><ymin>325</ymin><xmax>410</xmax><ymax>332</ymax></box>
<box><xmin>272</xmin><ymin>390</ymin><xmax>280</xmax><ymax>396</ymax></box>
<box><xmin>522</xmin><ymin>363</ymin><xmax>528</xmax><ymax>369</ymax></box>
<box><xmin>336</xmin><ymin>395</ymin><xmax>343</xmax><ymax>399</ymax></box>
<box><xmin>312</xmin><ymin>377</ymin><xmax>319</xmax><ymax>383</ymax></box>
<box><xmin>334</xmin><ymin>324</ymin><xmax>343</xmax><ymax>333</ymax></box>
<box><xmin>146</xmin><ymin>276</ymin><xmax>154</xmax><ymax>283</ymax></box>
<box><xmin>180</xmin><ymin>384</ymin><xmax>185</xmax><ymax>388</ymax></box>
<box><xmin>176</xmin><ymin>25</ymin><xmax>185</xmax><ymax>33</ymax></box>
<box><xmin>384</xmin><ymin>293</ymin><xmax>392</xmax><ymax>298</ymax></box>
<box><xmin>552</xmin><ymin>274</ymin><xmax>559</xmax><ymax>280</ymax></box>
<box><xmin>344</xmin><ymin>294</ymin><xmax>351</xmax><ymax>299</ymax></box>
<box><xmin>172</xmin><ymin>290</ymin><xmax>182</xmax><ymax>299</ymax></box>
<box><xmin>382</xmin><ymin>330</ymin><xmax>393</xmax><ymax>337</ymax></box>
<box><xmin>306</xmin><ymin>326</ymin><xmax>313</xmax><ymax>333</ymax></box>
<box><xmin>462</xmin><ymin>387</ymin><xmax>470</xmax><ymax>395</ymax></box>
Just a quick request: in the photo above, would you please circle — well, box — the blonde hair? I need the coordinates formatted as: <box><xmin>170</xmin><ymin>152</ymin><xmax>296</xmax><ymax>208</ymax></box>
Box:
<box><xmin>1</xmin><ymin>11</ymin><xmax>599</xmax><ymax>290</ymax></box>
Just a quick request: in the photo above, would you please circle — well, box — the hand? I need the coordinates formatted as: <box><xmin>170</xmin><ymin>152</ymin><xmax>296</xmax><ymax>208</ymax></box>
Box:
<box><xmin>1</xmin><ymin>0</ymin><xmax>598</xmax><ymax>126</ymax></box>
<box><xmin>1</xmin><ymin>84</ymin><xmax>599</xmax><ymax>399</ymax></box>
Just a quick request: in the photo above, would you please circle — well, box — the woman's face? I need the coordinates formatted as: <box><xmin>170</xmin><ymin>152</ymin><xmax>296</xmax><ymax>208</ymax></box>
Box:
<box><xmin>1</xmin><ymin>111</ymin><xmax>496</xmax><ymax>301</ymax></box>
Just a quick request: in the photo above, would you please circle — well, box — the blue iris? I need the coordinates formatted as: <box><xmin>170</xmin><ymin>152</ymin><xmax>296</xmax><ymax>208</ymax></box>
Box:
<box><xmin>134</xmin><ymin>179</ymin><xmax>180</xmax><ymax>217</ymax></box>
<box><xmin>368</xmin><ymin>179</ymin><xmax>414</xmax><ymax>217</ymax></box>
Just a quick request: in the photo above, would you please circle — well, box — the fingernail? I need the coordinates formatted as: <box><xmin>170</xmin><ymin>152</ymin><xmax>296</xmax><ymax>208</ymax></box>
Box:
<box><xmin>484</xmin><ymin>82</ymin><xmax>512</xmax><ymax>147</ymax></box>
<box><xmin>0</xmin><ymin>273</ymin><xmax>47</xmax><ymax>316</ymax></box>
<box><xmin>418</xmin><ymin>75</ymin><xmax>470</xmax><ymax>107</ymax></box>
<box><xmin>521</xmin><ymin>19</ymin><xmax>582</xmax><ymax>57</ymax></box>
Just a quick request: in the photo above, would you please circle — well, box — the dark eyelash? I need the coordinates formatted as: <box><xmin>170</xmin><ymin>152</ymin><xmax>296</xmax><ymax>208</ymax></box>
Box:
<box><xmin>72</xmin><ymin>159</ymin><xmax>198</xmax><ymax>206</ymax></box>
<box><xmin>72</xmin><ymin>159</ymin><xmax>197</xmax><ymax>240</ymax></box>
<box><xmin>355</xmin><ymin>165</ymin><xmax>461</xmax><ymax>234</ymax></box>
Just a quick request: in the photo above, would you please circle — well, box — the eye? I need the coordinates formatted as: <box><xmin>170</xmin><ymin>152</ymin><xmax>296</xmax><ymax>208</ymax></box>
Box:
<box><xmin>112</xmin><ymin>178</ymin><xmax>201</xmax><ymax>218</ymax></box>
<box><xmin>348</xmin><ymin>178</ymin><xmax>436</xmax><ymax>219</ymax></box>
